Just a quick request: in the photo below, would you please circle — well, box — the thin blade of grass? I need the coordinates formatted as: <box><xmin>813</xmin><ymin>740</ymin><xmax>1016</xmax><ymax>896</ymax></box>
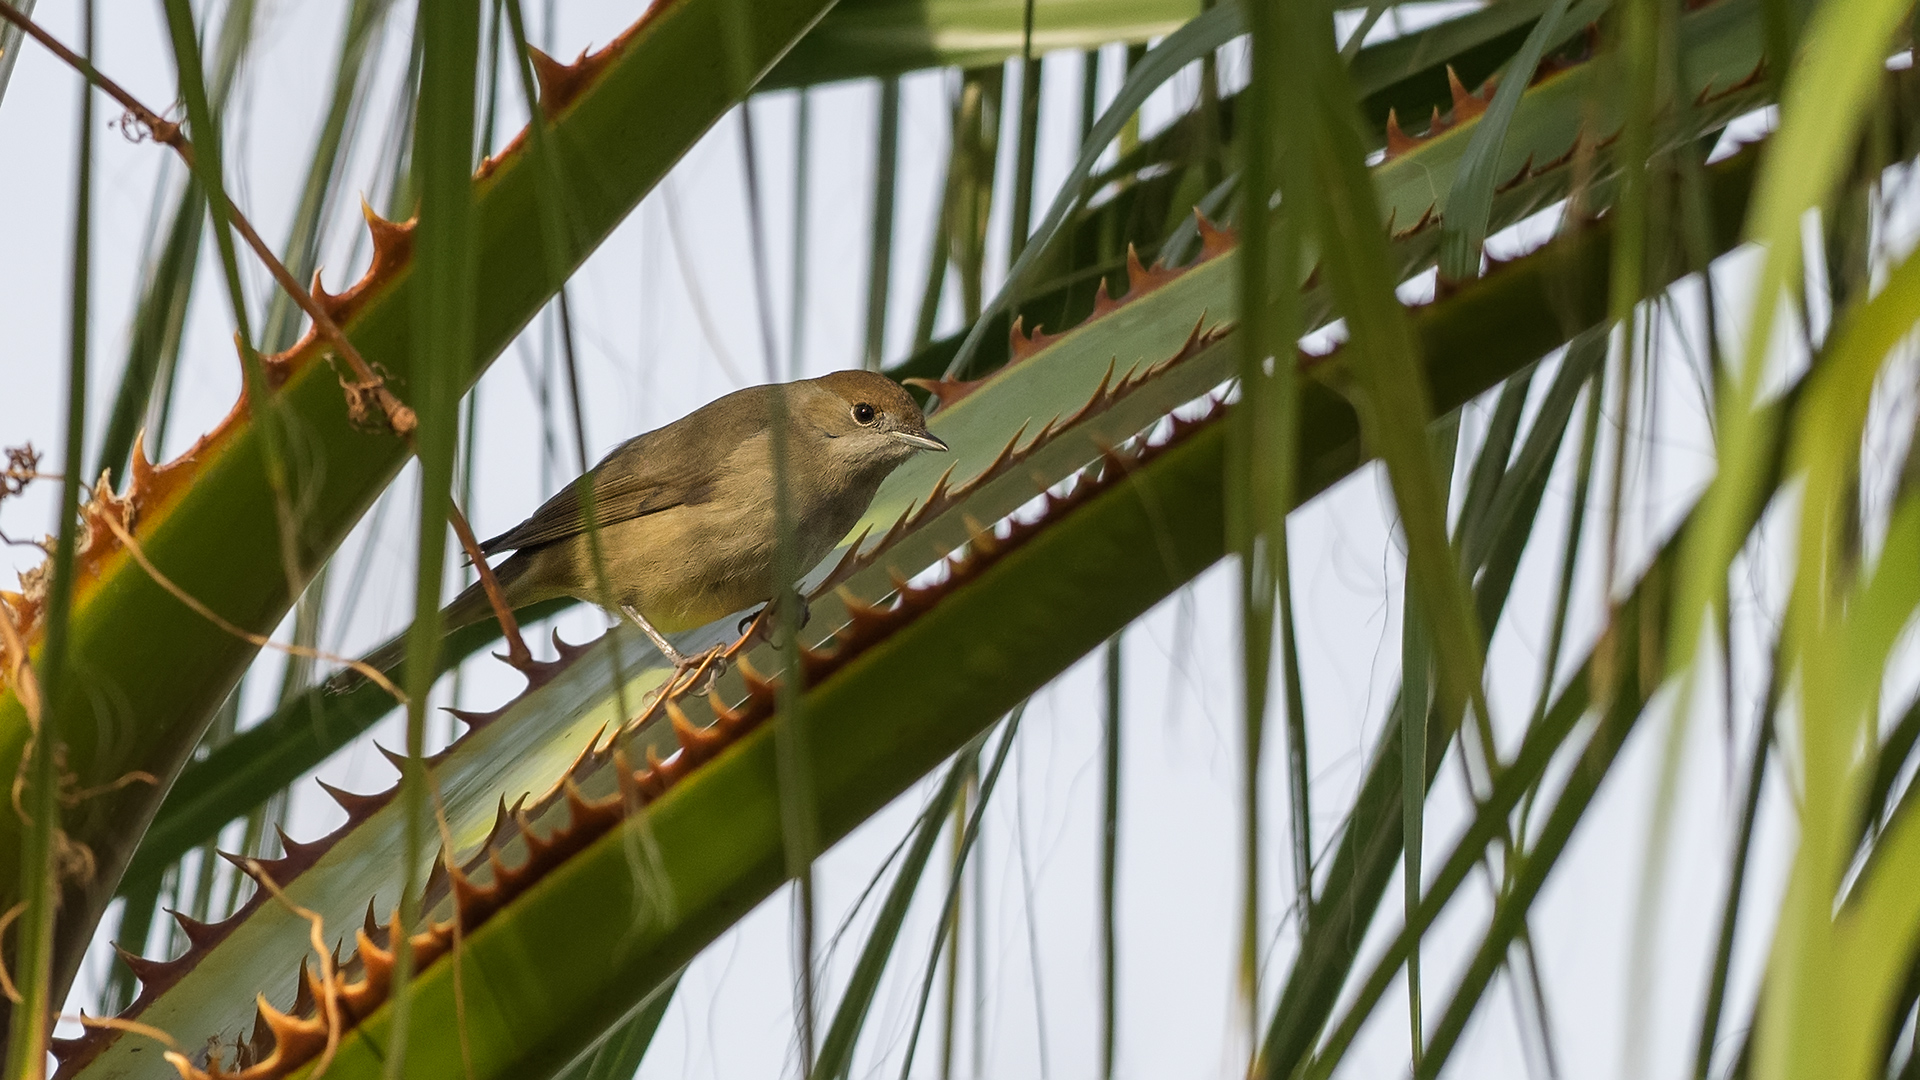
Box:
<box><xmin>1867</xmin><ymin>695</ymin><xmax>1920</xmax><ymax>844</ymax></box>
<box><xmin>1517</xmin><ymin>344</ymin><xmax>1605</xmax><ymax>861</ymax></box>
<box><xmin>1401</xmin><ymin>414</ymin><xmax>1459</xmax><ymax>1070</ymax></box>
<box><xmin>3</xmin><ymin>2</ymin><xmax>89</xmax><ymax>1066</ymax></box>
<box><xmin>1235</xmin><ymin>0</ymin><xmax>1305</xmax><ymax>1043</ymax></box>
<box><xmin>499</xmin><ymin>0</ymin><xmax>630</xmax><ymax>715</ymax></box>
<box><xmin>259</xmin><ymin>0</ymin><xmax>399</xmax><ymax>353</ymax></box>
<box><xmin>159</xmin><ymin>0</ymin><xmax>306</xmax><ymax>614</ymax></box>
<box><xmin>1120</xmin><ymin>43</ymin><xmax>1145</xmax><ymax>152</ymax></box>
<box><xmin>896</xmin><ymin>709</ymin><xmax>1023</xmax><ymax>1080</ymax></box>
<box><xmin>1101</xmin><ymin>634</ymin><xmax>1122</xmax><ymax>1079</ymax></box>
<box><xmin>911</xmin><ymin>77</ymin><xmax>959</xmax><ymax>352</ymax></box>
<box><xmin>1765</xmin><ymin>240</ymin><xmax>1920</xmax><ymax>1080</ymax></box>
<box><xmin>943</xmin><ymin>1</ymin><xmax>1245</xmax><ymax>379</ymax></box>
<box><xmin>1509</xmin><ymin>933</ymin><xmax>1565</xmax><ymax>1080</ymax></box>
<box><xmin>1693</xmin><ymin>652</ymin><xmax>1780</xmax><ymax>1080</ymax></box>
<box><xmin>1261</xmin><ymin>325</ymin><xmax>1630</xmax><ymax>1080</ymax></box>
<box><xmin>477</xmin><ymin>0</ymin><xmax>503</xmax><ymax>159</ymax></box>
<box><xmin>1749</xmin><ymin>490</ymin><xmax>1920</xmax><ymax>1080</ymax></box>
<box><xmin>952</xmin><ymin>67</ymin><xmax>1002</xmax><ymax>325</ymax></box>
<box><xmin>102</xmin><ymin>174</ymin><xmax>201</xmax><ymax>475</ymax></box>
<box><xmin>1014</xmin><ymin>719</ymin><xmax>1052</xmax><ymax>1080</ymax></box>
<box><xmin>1457</xmin><ymin>376</ymin><xmax>1536</xmax><ymax>555</ymax></box>
<box><xmin>1416</xmin><ymin>600</ymin><xmax>1664</xmax><ymax>1078</ymax></box>
<box><xmin>449</xmin><ymin>377</ymin><xmax>483</xmax><ymax>739</ymax></box>
<box><xmin>96</xmin><ymin>0</ymin><xmax>260</xmax><ymax>479</ymax></box>
<box><xmin>1301</xmin><ymin>345</ymin><xmax>1675</xmax><ymax>1072</ymax></box>
<box><xmin>863</xmin><ymin>76</ymin><xmax>900</xmax><ymax>370</ymax></box>
<box><xmin>1347</xmin><ymin>0</ymin><xmax>1556</xmax><ymax>103</ymax></box>
<box><xmin>552</xmin><ymin>288</ymin><xmax>631</xmax><ymax>725</ymax></box>
<box><xmin>183</xmin><ymin>688</ymin><xmax>242</xmax><ymax>923</ymax></box>
<box><xmin>390</xmin><ymin>0</ymin><xmax>481</xmax><ymax>1072</ymax></box>
<box><xmin>1472</xmin><ymin>334</ymin><xmax>1609</xmax><ymax>593</ymax></box>
<box><xmin>1435</xmin><ymin>0</ymin><xmax>1600</xmax><ymax>282</ymax></box>
<box><xmin>1269</xmin><ymin>0</ymin><xmax>1493</xmax><ymax>792</ymax></box>
<box><xmin>1302</xmin><ymin>587</ymin><xmax>1627</xmax><ymax>1078</ymax></box>
<box><xmin>1235</xmin><ymin>0</ymin><xmax>1276</xmax><ymax>1041</ymax></box>
<box><xmin>560</xmin><ymin>974</ymin><xmax>681</xmax><ymax>1080</ymax></box>
<box><xmin>1277</xmin><ymin>534</ymin><xmax>1312</xmax><ymax>918</ymax></box>
<box><xmin>1008</xmin><ymin>0</ymin><xmax>1041</xmax><ymax>263</ymax></box>
<box><xmin>1671</xmin><ymin>0</ymin><xmax>1912</xmax><ymax>679</ymax></box>
<box><xmin>815</xmin><ymin>751</ymin><xmax>975</xmax><ymax>1080</ymax></box>
<box><xmin>762</xmin><ymin>0</ymin><xmax>1196</xmax><ymax>88</ymax></box>
<box><xmin>193</xmin><ymin>0</ymin><xmax>392</xmax><ymax>914</ymax></box>
<box><xmin>1400</xmin><ymin>585</ymin><xmax>1432</xmax><ymax>1067</ymax></box>
<box><xmin>98</xmin><ymin>869</ymin><xmax>162</xmax><ymax>1015</ymax></box>
<box><xmin>739</xmin><ymin>87</ymin><xmax>824</xmax><ymax>1070</ymax></box>
<box><xmin>1340</xmin><ymin>1</ymin><xmax>1390</xmax><ymax>60</ymax></box>
<box><xmin>791</xmin><ymin>88</ymin><xmax>811</xmax><ymax>378</ymax></box>
<box><xmin>939</xmin><ymin>764</ymin><xmax>967</xmax><ymax>1080</ymax></box>
<box><xmin>1449</xmin><ymin>342</ymin><xmax>1603</xmax><ymax>1080</ymax></box>
<box><xmin>1078</xmin><ymin>47</ymin><xmax>1097</xmax><ymax>147</ymax></box>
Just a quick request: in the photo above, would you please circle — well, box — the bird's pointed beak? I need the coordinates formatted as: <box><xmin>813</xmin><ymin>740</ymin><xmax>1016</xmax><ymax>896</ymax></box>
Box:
<box><xmin>892</xmin><ymin>429</ymin><xmax>949</xmax><ymax>452</ymax></box>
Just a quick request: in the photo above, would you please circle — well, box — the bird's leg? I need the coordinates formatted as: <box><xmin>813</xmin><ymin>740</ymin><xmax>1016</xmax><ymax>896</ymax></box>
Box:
<box><xmin>621</xmin><ymin>604</ymin><xmax>690</xmax><ymax>665</ymax></box>
<box><xmin>621</xmin><ymin>605</ymin><xmax>728</xmax><ymax>694</ymax></box>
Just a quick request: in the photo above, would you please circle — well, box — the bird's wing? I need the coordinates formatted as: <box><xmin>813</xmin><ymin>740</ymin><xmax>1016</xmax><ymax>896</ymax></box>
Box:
<box><xmin>476</xmin><ymin>464</ymin><xmax>696</xmax><ymax>554</ymax></box>
<box><xmin>478</xmin><ymin>387</ymin><xmax>771</xmax><ymax>555</ymax></box>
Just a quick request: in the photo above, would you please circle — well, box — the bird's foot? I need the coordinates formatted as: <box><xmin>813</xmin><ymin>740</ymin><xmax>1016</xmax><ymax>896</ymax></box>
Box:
<box><xmin>673</xmin><ymin>646</ymin><xmax>730</xmax><ymax>697</ymax></box>
<box><xmin>738</xmin><ymin>595</ymin><xmax>811</xmax><ymax>647</ymax></box>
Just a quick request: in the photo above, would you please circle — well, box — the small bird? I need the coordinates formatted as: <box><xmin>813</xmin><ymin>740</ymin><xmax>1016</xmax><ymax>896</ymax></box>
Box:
<box><xmin>435</xmin><ymin>369</ymin><xmax>945</xmax><ymax>680</ymax></box>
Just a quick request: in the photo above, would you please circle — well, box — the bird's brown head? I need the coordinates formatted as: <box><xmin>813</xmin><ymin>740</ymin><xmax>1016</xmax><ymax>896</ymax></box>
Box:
<box><xmin>803</xmin><ymin>370</ymin><xmax>948</xmax><ymax>467</ymax></box>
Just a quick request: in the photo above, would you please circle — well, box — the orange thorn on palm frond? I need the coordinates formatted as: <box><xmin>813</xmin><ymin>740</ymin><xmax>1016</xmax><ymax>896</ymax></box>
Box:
<box><xmin>901</xmin><ymin>375</ymin><xmax>988</xmax><ymax>412</ymax></box>
<box><xmin>836</xmin><ymin>586</ymin><xmax>893</xmax><ymax>631</ymax></box>
<box><xmin>1194</xmin><ymin>210</ymin><xmax>1237</xmax><ymax>259</ymax></box>
<box><xmin>1384</xmin><ymin>109</ymin><xmax>1420</xmax><ymax>158</ymax></box>
<box><xmin>666</xmin><ymin>698</ymin><xmax>718</xmax><ymax>755</ymax></box>
<box><xmin>309</xmin><ymin>268</ymin><xmax>341</xmax><ymax>320</ymax></box>
<box><xmin>1447</xmin><ymin>66</ymin><xmax>1492</xmax><ymax>122</ymax></box>
<box><xmin>1122</xmin><ymin>245</ymin><xmax>1181</xmax><ymax>298</ymax></box>
<box><xmin>527</xmin><ymin>47</ymin><xmax>571</xmax><ymax>112</ymax></box>
<box><xmin>527</xmin><ymin>44</ymin><xmax>614</xmax><ymax>117</ymax></box>
<box><xmin>735</xmin><ymin>654</ymin><xmax>777</xmax><ymax>701</ymax></box>
<box><xmin>978</xmin><ymin>421</ymin><xmax>1028</xmax><ymax>479</ymax></box>
<box><xmin>1125</xmin><ymin>245</ymin><xmax>1152</xmax><ymax>294</ymax></box>
<box><xmin>1089</xmin><ymin>276</ymin><xmax>1119</xmax><ymax>317</ymax></box>
<box><xmin>1009</xmin><ymin>315</ymin><xmax>1061</xmax><ymax>361</ymax></box>
<box><xmin>707</xmin><ymin>688</ymin><xmax>748</xmax><ymax>729</ymax></box>
<box><xmin>613</xmin><ymin>746</ymin><xmax>649</xmax><ymax>807</ymax></box>
<box><xmin>961</xmin><ymin>514</ymin><xmax>1000</xmax><ymax>557</ymax></box>
<box><xmin>360</xmin><ymin>198</ymin><xmax>416</xmax><ymax>271</ymax></box>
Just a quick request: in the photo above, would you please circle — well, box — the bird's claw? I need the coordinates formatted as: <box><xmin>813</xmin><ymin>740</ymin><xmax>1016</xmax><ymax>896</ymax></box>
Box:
<box><xmin>675</xmin><ymin>648</ymin><xmax>730</xmax><ymax>697</ymax></box>
<box><xmin>739</xmin><ymin>596</ymin><xmax>812</xmax><ymax>647</ymax></box>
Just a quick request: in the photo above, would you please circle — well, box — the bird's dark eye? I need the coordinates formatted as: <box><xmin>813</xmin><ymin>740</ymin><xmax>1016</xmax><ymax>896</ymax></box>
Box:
<box><xmin>852</xmin><ymin>402</ymin><xmax>877</xmax><ymax>425</ymax></box>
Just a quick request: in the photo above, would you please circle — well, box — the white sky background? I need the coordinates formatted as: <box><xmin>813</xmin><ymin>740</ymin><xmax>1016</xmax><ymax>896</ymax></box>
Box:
<box><xmin>0</xmin><ymin>0</ymin><xmax>1864</xmax><ymax>1077</ymax></box>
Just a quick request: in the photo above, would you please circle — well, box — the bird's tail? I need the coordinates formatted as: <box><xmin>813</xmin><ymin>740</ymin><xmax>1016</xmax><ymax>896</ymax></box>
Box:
<box><xmin>323</xmin><ymin>556</ymin><xmax>531</xmax><ymax>695</ymax></box>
